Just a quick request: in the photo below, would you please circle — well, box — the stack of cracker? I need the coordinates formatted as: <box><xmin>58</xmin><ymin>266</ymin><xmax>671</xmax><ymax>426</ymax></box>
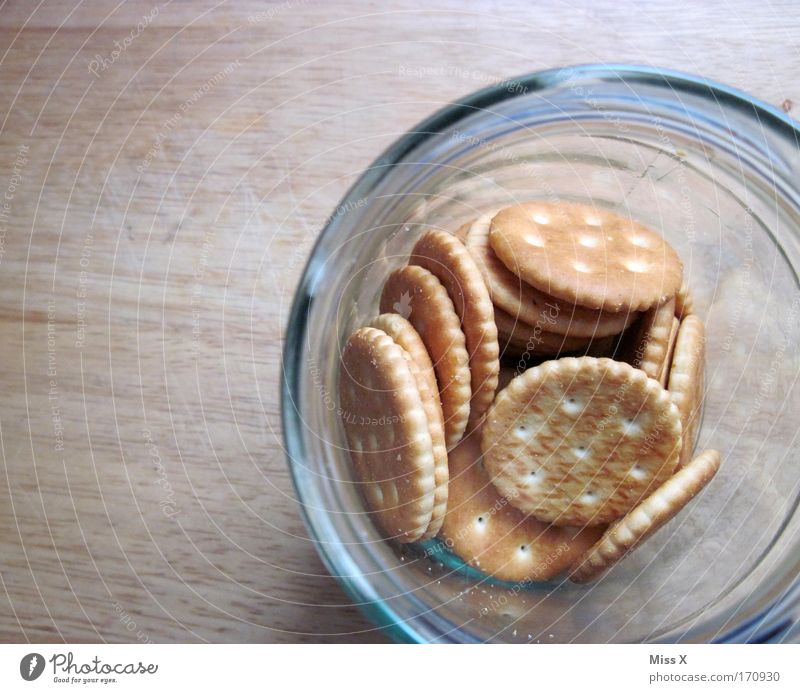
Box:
<box><xmin>338</xmin><ymin>201</ymin><xmax>719</xmax><ymax>583</ymax></box>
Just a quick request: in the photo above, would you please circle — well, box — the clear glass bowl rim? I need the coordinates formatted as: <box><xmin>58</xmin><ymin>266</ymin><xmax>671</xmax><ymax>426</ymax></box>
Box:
<box><xmin>281</xmin><ymin>63</ymin><xmax>800</xmax><ymax>643</ymax></box>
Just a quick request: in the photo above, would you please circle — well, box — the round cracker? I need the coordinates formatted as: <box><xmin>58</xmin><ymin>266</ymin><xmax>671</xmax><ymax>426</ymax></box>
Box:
<box><xmin>410</xmin><ymin>229</ymin><xmax>500</xmax><ymax>429</ymax></box>
<box><xmin>667</xmin><ymin>315</ymin><xmax>706</xmax><ymax>469</ymax></box>
<box><xmin>369</xmin><ymin>314</ymin><xmax>448</xmax><ymax>539</ymax></box>
<box><xmin>370</xmin><ymin>313</ymin><xmax>448</xmax><ymax>539</ymax></box>
<box><xmin>482</xmin><ymin>357</ymin><xmax>682</xmax><ymax>526</ymax></box>
<box><xmin>338</xmin><ymin>327</ymin><xmax>436</xmax><ymax>542</ymax></box>
<box><xmin>441</xmin><ymin>436</ymin><xmax>605</xmax><ymax>583</ymax></box>
<box><xmin>622</xmin><ymin>297</ymin><xmax>677</xmax><ymax>380</ymax></box>
<box><xmin>570</xmin><ymin>449</ymin><xmax>720</xmax><ymax>583</ymax></box>
<box><xmin>489</xmin><ymin>202</ymin><xmax>683</xmax><ymax>313</ymax></box>
<box><xmin>380</xmin><ymin>265</ymin><xmax>471</xmax><ymax>448</ymax></box>
<box><xmin>465</xmin><ymin>210</ymin><xmax>635</xmax><ymax>338</ymax></box>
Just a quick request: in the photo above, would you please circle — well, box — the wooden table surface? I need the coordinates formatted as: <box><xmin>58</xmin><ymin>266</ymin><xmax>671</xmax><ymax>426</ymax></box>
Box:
<box><xmin>0</xmin><ymin>0</ymin><xmax>797</xmax><ymax>643</ymax></box>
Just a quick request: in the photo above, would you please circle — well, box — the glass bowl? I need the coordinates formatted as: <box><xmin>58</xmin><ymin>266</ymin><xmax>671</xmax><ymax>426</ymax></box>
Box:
<box><xmin>281</xmin><ymin>65</ymin><xmax>800</xmax><ymax>643</ymax></box>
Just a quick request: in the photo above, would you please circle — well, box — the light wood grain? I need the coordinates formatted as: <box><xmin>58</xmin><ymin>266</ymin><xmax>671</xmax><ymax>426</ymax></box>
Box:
<box><xmin>0</xmin><ymin>0</ymin><xmax>797</xmax><ymax>643</ymax></box>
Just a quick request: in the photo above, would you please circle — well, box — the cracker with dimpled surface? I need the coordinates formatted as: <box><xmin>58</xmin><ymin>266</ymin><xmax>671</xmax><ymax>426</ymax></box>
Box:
<box><xmin>410</xmin><ymin>229</ymin><xmax>499</xmax><ymax>429</ymax></box>
<box><xmin>489</xmin><ymin>202</ymin><xmax>683</xmax><ymax>313</ymax></box>
<box><xmin>338</xmin><ymin>327</ymin><xmax>435</xmax><ymax>542</ymax></box>
<box><xmin>482</xmin><ymin>357</ymin><xmax>682</xmax><ymax>527</ymax></box>
<box><xmin>570</xmin><ymin>449</ymin><xmax>720</xmax><ymax>583</ymax></box>
<box><xmin>380</xmin><ymin>265</ymin><xmax>471</xmax><ymax>448</ymax></box>
<box><xmin>465</xmin><ymin>210</ymin><xmax>635</xmax><ymax>338</ymax></box>
<box><xmin>369</xmin><ymin>314</ymin><xmax>448</xmax><ymax>538</ymax></box>
<box><xmin>667</xmin><ymin>315</ymin><xmax>706</xmax><ymax>469</ymax></box>
<box><xmin>441</xmin><ymin>436</ymin><xmax>605</xmax><ymax>582</ymax></box>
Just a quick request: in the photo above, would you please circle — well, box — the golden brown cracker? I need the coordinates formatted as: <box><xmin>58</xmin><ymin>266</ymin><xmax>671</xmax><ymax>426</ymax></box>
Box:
<box><xmin>482</xmin><ymin>357</ymin><xmax>682</xmax><ymax>526</ymax></box>
<box><xmin>369</xmin><ymin>314</ymin><xmax>448</xmax><ymax>538</ymax></box>
<box><xmin>338</xmin><ymin>327</ymin><xmax>436</xmax><ymax>542</ymax></box>
<box><xmin>465</xmin><ymin>210</ymin><xmax>635</xmax><ymax>337</ymax></box>
<box><xmin>624</xmin><ymin>297</ymin><xmax>677</xmax><ymax>380</ymax></box>
<box><xmin>668</xmin><ymin>315</ymin><xmax>706</xmax><ymax>469</ymax></box>
<box><xmin>410</xmin><ymin>229</ymin><xmax>499</xmax><ymax>429</ymax></box>
<box><xmin>571</xmin><ymin>449</ymin><xmax>720</xmax><ymax>583</ymax></box>
<box><xmin>380</xmin><ymin>265</ymin><xmax>471</xmax><ymax>448</ymax></box>
<box><xmin>489</xmin><ymin>202</ymin><xmax>683</xmax><ymax>313</ymax></box>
